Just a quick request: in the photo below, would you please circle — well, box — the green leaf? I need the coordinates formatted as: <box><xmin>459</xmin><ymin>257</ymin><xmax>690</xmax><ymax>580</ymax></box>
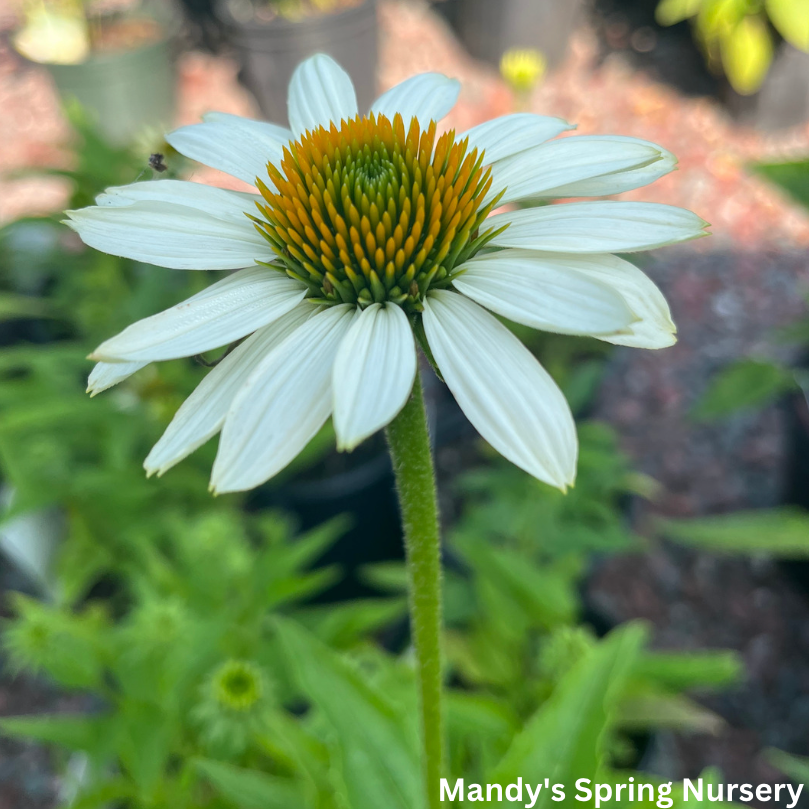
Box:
<box><xmin>656</xmin><ymin>0</ymin><xmax>703</xmax><ymax>26</ymax></box>
<box><xmin>487</xmin><ymin>623</ymin><xmax>647</xmax><ymax>807</ymax></box>
<box><xmin>661</xmin><ymin>508</ymin><xmax>809</xmax><ymax>556</ymax></box>
<box><xmin>722</xmin><ymin>15</ymin><xmax>774</xmax><ymax>95</ymax></box>
<box><xmin>766</xmin><ymin>748</ymin><xmax>809</xmax><ymax>786</ymax></box>
<box><xmin>693</xmin><ymin>359</ymin><xmax>793</xmax><ymax>420</ymax></box>
<box><xmin>456</xmin><ymin>537</ymin><xmax>579</xmax><ymax>628</ymax></box>
<box><xmin>0</xmin><ymin>293</ymin><xmax>51</xmax><ymax>320</ymax></box>
<box><xmin>194</xmin><ymin>758</ymin><xmax>305</xmax><ymax>808</ymax></box>
<box><xmin>766</xmin><ymin>0</ymin><xmax>809</xmax><ymax>50</ymax></box>
<box><xmin>275</xmin><ymin>617</ymin><xmax>423</xmax><ymax>809</ymax></box>
<box><xmin>0</xmin><ymin>714</ymin><xmax>111</xmax><ymax>756</ymax></box>
<box><xmin>635</xmin><ymin>650</ymin><xmax>743</xmax><ymax>691</ymax></box>
<box><xmin>616</xmin><ymin>692</ymin><xmax>725</xmax><ymax>734</ymax></box>
<box><xmin>753</xmin><ymin>159</ymin><xmax>809</xmax><ymax>210</ymax></box>
<box><xmin>294</xmin><ymin>597</ymin><xmax>407</xmax><ymax>648</ymax></box>
<box><xmin>360</xmin><ymin>562</ymin><xmax>409</xmax><ymax>593</ymax></box>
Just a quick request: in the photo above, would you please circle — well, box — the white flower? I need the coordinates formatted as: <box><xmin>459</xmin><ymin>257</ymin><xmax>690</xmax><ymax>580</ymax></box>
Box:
<box><xmin>66</xmin><ymin>54</ymin><xmax>708</xmax><ymax>494</ymax></box>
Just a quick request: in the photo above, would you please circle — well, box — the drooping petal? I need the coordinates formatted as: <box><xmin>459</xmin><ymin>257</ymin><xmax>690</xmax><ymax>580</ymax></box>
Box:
<box><xmin>287</xmin><ymin>54</ymin><xmax>358</xmax><ymax>136</ymax></box>
<box><xmin>65</xmin><ymin>201</ymin><xmax>273</xmax><ymax>270</ymax></box>
<box><xmin>542</xmin><ymin>136</ymin><xmax>677</xmax><ymax>198</ymax></box>
<box><xmin>332</xmin><ymin>303</ymin><xmax>417</xmax><ymax>451</ymax></box>
<box><xmin>166</xmin><ymin>112</ymin><xmax>291</xmax><ymax>186</ymax></box>
<box><xmin>370</xmin><ymin>73</ymin><xmax>460</xmax><ymax>126</ymax></box>
<box><xmin>487</xmin><ymin>136</ymin><xmax>669</xmax><ymax>206</ymax></box>
<box><xmin>211</xmin><ymin>304</ymin><xmax>357</xmax><ymax>493</ymax></box>
<box><xmin>522</xmin><ymin>252</ymin><xmax>676</xmax><ymax>348</ymax></box>
<box><xmin>452</xmin><ymin>249</ymin><xmax>636</xmax><ymax>336</ymax></box>
<box><xmin>423</xmin><ymin>290</ymin><xmax>577</xmax><ymax>489</ymax></box>
<box><xmin>95</xmin><ymin>179</ymin><xmax>259</xmax><ymax>223</ymax></box>
<box><xmin>461</xmin><ymin>113</ymin><xmax>574</xmax><ymax>165</ymax></box>
<box><xmin>86</xmin><ymin>360</ymin><xmax>148</xmax><ymax>396</ymax></box>
<box><xmin>487</xmin><ymin>201</ymin><xmax>709</xmax><ymax>253</ymax></box>
<box><xmin>91</xmin><ymin>267</ymin><xmax>307</xmax><ymax>363</ymax></box>
<box><xmin>144</xmin><ymin>304</ymin><xmax>314</xmax><ymax>477</ymax></box>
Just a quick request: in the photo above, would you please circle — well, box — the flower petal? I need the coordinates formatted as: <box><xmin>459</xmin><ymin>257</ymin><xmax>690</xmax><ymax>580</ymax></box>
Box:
<box><xmin>144</xmin><ymin>304</ymin><xmax>314</xmax><ymax>476</ymax></box>
<box><xmin>423</xmin><ymin>290</ymin><xmax>577</xmax><ymax>489</ymax></box>
<box><xmin>95</xmin><ymin>179</ymin><xmax>259</xmax><ymax>222</ymax></box>
<box><xmin>65</xmin><ymin>200</ymin><xmax>273</xmax><ymax>270</ymax></box>
<box><xmin>524</xmin><ymin>252</ymin><xmax>676</xmax><ymax>348</ymax></box>
<box><xmin>87</xmin><ymin>360</ymin><xmax>148</xmax><ymax>396</ymax></box>
<box><xmin>461</xmin><ymin>113</ymin><xmax>574</xmax><ymax>165</ymax></box>
<box><xmin>211</xmin><ymin>304</ymin><xmax>357</xmax><ymax>493</ymax></box>
<box><xmin>370</xmin><ymin>73</ymin><xmax>460</xmax><ymax>126</ymax></box>
<box><xmin>166</xmin><ymin>112</ymin><xmax>291</xmax><ymax>186</ymax></box>
<box><xmin>542</xmin><ymin>136</ymin><xmax>677</xmax><ymax>198</ymax></box>
<box><xmin>288</xmin><ymin>54</ymin><xmax>359</xmax><ymax>136</ymax></box>
<box><xmin>91</xmin><ymin>267</ymin><xmax>307</xmax><ymax>363</ymax></box>
<box><xmin>452</xmin><ymin>249</ymin><xmax>636</xmax><ymax>336</ymax></box>
<box><xmin>332</xmin><ymin>303</ymin><xmax>417</xmax><ymax>451</ymax></box>
<box><xmin>488</xmin><ymin>201</ymin><xmax>709</xmax><ymax>253</ymax></box>
<box><xmin>487</xmin><ymin>136</ymin><xmax>668</xmax><ymax>206</ymax></box>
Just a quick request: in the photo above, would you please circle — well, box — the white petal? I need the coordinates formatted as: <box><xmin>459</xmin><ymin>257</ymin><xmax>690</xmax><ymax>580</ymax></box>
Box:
<box><xmin>65</xmin><ymin>201</ymin><xmax>273</xmax><ymax>270</ymax></box>
<box><xmin>86</xmin><ymin>360</ymin><xmax>148</xmax><ymax>396</ymax></box>
<box><xmin>144</xmin><ymin>304</ymin><xmax>314</xmax><ymax>476</ymax></box>
<box><xmin>423</xmin><ymin>290</ymin><xmax>577</xmax><ymax>489</ymax></box>
<box><xmin>211</xmin><ymin>304</ymin><xmax>357</xmax><ymax>493</ymax></box>
<box><xmin>91</xmin><ymin>267</ymin><xmax>306</xmax><ymax>363</ymax></box>
<box><xmin>95</xmin><ymin>179</ymin><xmax>259</xmax><ymax>223</ymax></box>
<box><xmin>332</xmin><ymin>303</ymin><xmax>417</xmax><ymax>451</ymax></box>
<box><xmin>452</xmin><ymin>249</ymin><xmax>636</xmax><ymax>336</ymax></box>
<box><xmin>522</xmin><ymin>252</ymin><xmax>676</xmax><ymax>349</ymax></box>
<box><xmin>287</xmin><ymin>54</ymin><xmax>358</xmax><ymax>136</ymax></box>
<box><xmin>370</xmin><ymin>73</ymin><xmax>460</xmax><ymax>126</ymax></box>
<box><xmin>543</xmin><ymin>136</ymin><xmax>677</xmax><ymax>197</ymax></box>
<box><xmin>487</xmin><ymin>201</ymin><xmax>709</xmax><ymax>253</ymax></box>
<box><xmin>166</xmin><ymin>112</ymin><xmax>291</xmax><ymax>187</ymax></box>
<box><xmin>487</xmin><ymin>136</ymin><xmax>668</xmax><ymax>206</ymax></box>
<box><xmin>461</xmin><ymin>113</ymin><xmax>574</xmax><ymax>165</ymax></box>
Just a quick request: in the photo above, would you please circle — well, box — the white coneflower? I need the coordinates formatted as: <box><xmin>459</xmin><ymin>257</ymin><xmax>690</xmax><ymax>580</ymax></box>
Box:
<box><xmin>67</xmin><ymin>54</ymin><xmax>707</xmax><ymax>494</ymax></box>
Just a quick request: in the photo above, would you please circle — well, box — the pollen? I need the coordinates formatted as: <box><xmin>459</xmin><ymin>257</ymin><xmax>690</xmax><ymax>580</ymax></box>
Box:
<box><xmin>252</xmin><ymin>112</ymin><xmax>505</xmax><ymax>310</ymax></box>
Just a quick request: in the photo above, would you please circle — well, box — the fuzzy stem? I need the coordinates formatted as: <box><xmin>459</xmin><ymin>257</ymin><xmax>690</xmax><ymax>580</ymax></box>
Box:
<box><xmin>386</xmin><ymin>371</ymin><xmax>444</xmax><ymax>809</ymax></box>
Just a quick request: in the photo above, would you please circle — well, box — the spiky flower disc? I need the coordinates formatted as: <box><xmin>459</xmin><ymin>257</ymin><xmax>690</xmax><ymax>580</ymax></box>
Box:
<box><xmin>253</xmin><ymin>113</ymin><xmax>503</xmax><ymax>312</ymax></box>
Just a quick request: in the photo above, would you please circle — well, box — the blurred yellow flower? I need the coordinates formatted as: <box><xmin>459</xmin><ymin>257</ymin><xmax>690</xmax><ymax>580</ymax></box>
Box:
<box><xmin>500</xmin><ymin>48</ymin><xmax>547</xmax><ymax>96</ymax></box>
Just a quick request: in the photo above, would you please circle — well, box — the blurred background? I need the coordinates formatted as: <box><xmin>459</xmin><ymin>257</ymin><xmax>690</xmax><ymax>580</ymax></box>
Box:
<box><xmin>1</xmin><ymin>0</ymin><xmax>809</xmax><ymax>807</ymax></box>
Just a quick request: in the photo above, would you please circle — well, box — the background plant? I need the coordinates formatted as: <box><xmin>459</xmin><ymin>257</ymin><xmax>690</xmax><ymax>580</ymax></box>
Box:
<box><xmin>655</xmin><ymin>0</ymin><xmax>809</xmax><ymax>94</ymax></box>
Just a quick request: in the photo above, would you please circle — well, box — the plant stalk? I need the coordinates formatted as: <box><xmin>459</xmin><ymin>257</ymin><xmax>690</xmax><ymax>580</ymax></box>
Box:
<box><xmin>386</xmin><ymin>371</ymin><xmax>444</xmax><ymax>809</ymax></box>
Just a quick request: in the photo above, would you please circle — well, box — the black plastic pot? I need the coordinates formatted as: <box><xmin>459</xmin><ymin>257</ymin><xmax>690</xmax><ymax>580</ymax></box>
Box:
<box><xmin>443</xmin><ymin>0</ymin><xmax>585</xmax><ymax>70</ymax></box>
<box><xmin>214</xmin><ymin>0</ymin><xmax>378</xmax><ymax>126</ymax></box>
<box><xmin>15</xmin><ymin>4</ymin><xmax>179</xmax><ymax>146</ymax></box>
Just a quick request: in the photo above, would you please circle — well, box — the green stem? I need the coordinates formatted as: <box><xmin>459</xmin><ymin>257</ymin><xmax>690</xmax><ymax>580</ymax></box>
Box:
<box><xmin>386</xmin><ymin>371</ymin><xmax>444</xmax><ymax>809</ymax></box>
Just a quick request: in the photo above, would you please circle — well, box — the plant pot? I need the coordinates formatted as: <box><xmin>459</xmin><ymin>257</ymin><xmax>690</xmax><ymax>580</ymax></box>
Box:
<box><xmin>214</xmin><ymin>0</ymin><xmax>378</xmax><ymax>125</ymax></box>
<box><xmin>724</xmin><ymin>43</ymin><xmax>809</xmax><ymax>131</ymax></box>
<box><xmin>447</xmin><ymin>0</ymin><xmax>585</xmax><ymax>70</ymax></box>
<box><xmin>17</xmin><ymin>7</ymin><xmax>178</xmax><ymax>146</ymax></box>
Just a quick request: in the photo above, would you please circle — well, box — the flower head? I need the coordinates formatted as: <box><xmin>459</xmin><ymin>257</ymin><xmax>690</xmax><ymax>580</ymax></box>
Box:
<box><xmin>192</xmin><ymin>658</ymin><xmax>271</xmax><ymax>755</ymax></box>
<box><xmin>66</xmin><ymin>54</ymin><xmax>708</xmax><ymax>493</ymax></box>
<box><xmin>500</xmin><ymin>48</ymin><xmax>547</xmax><ymax>95</ymax></box>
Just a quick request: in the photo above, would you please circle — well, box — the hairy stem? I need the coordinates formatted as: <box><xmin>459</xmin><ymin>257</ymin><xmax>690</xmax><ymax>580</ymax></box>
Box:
<box><xmin>386</xmin><ymin>371</ymin><xmax>444</xmax><ymax>809</ymax></box>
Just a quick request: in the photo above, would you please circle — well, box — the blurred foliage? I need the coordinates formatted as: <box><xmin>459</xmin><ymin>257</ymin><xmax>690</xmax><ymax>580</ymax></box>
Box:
<box><xmin>694</xmin><ymin>157</ymin><xmax>809</xmax><ymax>423</ymax></box>
<box><xmin>0</xmin><ymin>437</ymin><xmax>746</xmax><ymax>808</ymax></box>
<box><xmin>768</xmin><ymin>748</ymin><xmax>809</xmax><ymax>788</ymax></box>
<box><xmin>691</xmin><ymin>358</ymin><xmax>795</xmax><ymax>419</ymax></box>
<box><xmin>753</xmin><ymin>158</ymin><xmax>809</xmax><ymax>209</ymax></box>
<box><xmin>661</xmin><ymin>507</ymin><xmax>809</xmax><ymax>555</ymax></box>
<box><xmin>655</xmin><ymin>0</ymin><xmax>809</xmax><ymax>94</ymax></box>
